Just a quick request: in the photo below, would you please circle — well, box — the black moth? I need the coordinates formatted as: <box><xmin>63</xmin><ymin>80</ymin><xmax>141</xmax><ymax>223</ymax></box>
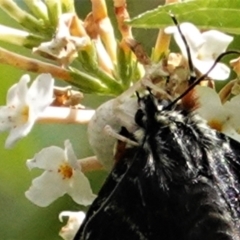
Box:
<box><xmin>74</xmin><ymin>91</ymin><xmax>240</xmax><ymax>240</ymax></box>
<box><xmin>74</xmin><ymin>17</ymin><xmax>240</xmax><ymax>240</ymax></box>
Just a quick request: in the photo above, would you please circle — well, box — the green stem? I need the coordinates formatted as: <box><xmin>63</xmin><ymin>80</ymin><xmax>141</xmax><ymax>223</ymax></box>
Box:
<box><xmin>0</xmin><ymin>46</ymin><xmax>120</xmax><ymax>95</ymax></box>
<box><xmin>0</xmin><ymin>0</ymin><xmax>48</xmax><ymax>34</ymax></box>
<box><xmin>23</xmin><ymin>0</ymin><xmax>49</xmax><ymax>23</ymax></box>
<box><xmin>45</xmin><ymin>0</ymin><xmax>62</xmax><ymax>27</ymax></box>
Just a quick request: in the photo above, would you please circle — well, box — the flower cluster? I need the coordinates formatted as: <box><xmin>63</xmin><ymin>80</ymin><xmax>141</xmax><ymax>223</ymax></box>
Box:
<box><xmin>0</xmin><ymin>74</ymin><xmax>54</xmax><ymax>148</ymax></box>
<box><xmin>196</xmin><ymin>86</ymin><xmax>240</xmax><ymax>142</ymax></box>
<box><xmin>165</xmin><ymin>22</ymin><xmax>233</xmax><ymax>80</ymax></box>
<box><xmin>25</xmin><ymin>140</ymin><xmax>96</xmax><ymax>207</ymax></box>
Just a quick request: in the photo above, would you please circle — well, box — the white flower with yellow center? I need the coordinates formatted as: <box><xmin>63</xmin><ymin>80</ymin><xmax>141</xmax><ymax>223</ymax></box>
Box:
<box><xmin>165</xmin><ymin>23</ymin><xmax>233</xmax><ymax>80</ymax></box>
<box><xmin>195</xmin><ymin>86</ymin><xmax>240</xmax><ymax>142</ymax></box>
<box><xmin>59</xmin><ymin>211</ymin><xmax>85</xmax><ymax>240</ymax></box>
<box><xmin>25</xmin><ymin>140</ymin><xmax>96</xmax><ymax>207</ymax></box>
<box><xmin>0</xmin><ymin>73</ymin><xmax>54</xmax><ymax>148</ymax></box>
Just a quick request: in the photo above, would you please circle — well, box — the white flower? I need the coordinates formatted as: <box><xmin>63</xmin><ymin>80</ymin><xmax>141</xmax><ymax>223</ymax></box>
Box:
<box><xmin>0</xmin><ymin>73</ymin><xmax>54</xmax><ymax>148</ymax></box>
<box><xmin>25</xmin><ymin>140</ymin><xmax>96</xmax><ymax>207</ymax></box>
<box><xmin>165</xmin><ymin>23</ymin><xmax>233</xmax><ymax>80</ymax></box>
<box><xmin>195</xmin><ymin>86</ymin><xmax>240</xmax><ymax>142</ymax></box>
<box><xmin>59</xmin><ymin>211</ymin><xmax>85</xmax><ymax>240</ymax></box>
<box><xmin>33</xmin><ymin>13</ymin><xmax>88</xmax><ymax>66</ymax></box>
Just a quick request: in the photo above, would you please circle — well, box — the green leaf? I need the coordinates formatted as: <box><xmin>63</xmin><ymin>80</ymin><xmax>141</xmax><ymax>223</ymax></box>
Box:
<box><xmin>128</xmin><ymin>0</ymin><xmax>240</xmax><ymax>34</ymax></box>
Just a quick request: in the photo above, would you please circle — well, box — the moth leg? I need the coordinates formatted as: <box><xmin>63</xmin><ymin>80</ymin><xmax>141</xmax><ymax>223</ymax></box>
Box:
<box><xmin>103</xmin><ymin>125</ymin><xmax>139</xmax><ymax>146</ymax></box>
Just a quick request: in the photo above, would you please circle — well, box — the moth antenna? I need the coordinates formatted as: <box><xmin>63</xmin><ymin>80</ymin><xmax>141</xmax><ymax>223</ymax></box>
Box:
<box><xmin>165</xmin><ymin>50</ymin><xmax>240</xmax><ymax>110</ymax></box>
<box><xmin>136</xmin><ymin>91</ymin><xmax>140</xmax><ymax>98</ymax></box>
<box><xmin>136</xmin><ymin>91</ymin><xmax>141</xmax><ymax>103</ymax></box>
<box><xmin>169</xmin><ymin>12</ymin><xmax>196</xmax><ymax>84</ymax></box>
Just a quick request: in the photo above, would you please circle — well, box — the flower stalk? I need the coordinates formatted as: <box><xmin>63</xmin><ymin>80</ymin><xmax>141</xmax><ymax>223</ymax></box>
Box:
<box><xmin>0</xmin><ymin>25</ymin><xmax>43</xmax><ymax>48</ymax></box>
<box><xmin>23</xmin><ymin>0</ymin><xmax>49</xmax><ymax>23</ymax></box>
<box><xmin>0</xmin><ymin>46</ymin><xmax>122</xmax><ymax>95</ymax></box>
<box><xmin>91</xmin><ymin>0</ymin><xmax>117</xmax><ymax>64</ymax></box>
<box><xmin>152</xmin><ymin>0</ymin><xmax>181</xmax><ymax>62</ymax></box>
<box><xmin>45</xmin><ymin>0</ymin><xmax>62</xmax><ymax>27</ymax></box>
<box><xmin>37</xmin><ymin>107</ymin><xmax>95</xmax><ymax>124</ymax></box>
<box><xmin>0</xmin><ymin>0</ymin><xmax>48</xmax><ymax>34</ymax></box>
<box><xmin>79</xmin><ymin>156</ymin><xmax>104</xmax><ymax>173</ymax></box>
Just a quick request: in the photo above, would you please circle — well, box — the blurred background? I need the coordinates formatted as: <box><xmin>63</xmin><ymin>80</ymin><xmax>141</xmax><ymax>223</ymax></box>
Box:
<box><xmin>0</xmin><ymin>0</ymin><xmax>163</xmax><ymax>239</ymax></box>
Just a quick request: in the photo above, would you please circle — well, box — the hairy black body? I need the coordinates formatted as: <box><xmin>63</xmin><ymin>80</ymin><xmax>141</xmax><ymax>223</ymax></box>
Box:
<box><xmin>74</xmin><ymin>94</ymin><xmax>240</xmax><ymax>240</ymax></box>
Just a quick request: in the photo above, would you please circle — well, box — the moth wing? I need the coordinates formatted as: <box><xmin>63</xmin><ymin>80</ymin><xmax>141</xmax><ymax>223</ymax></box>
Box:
<box><xmin>74</xmin><ymin>147</ymin><xmax>151</xmax><ymax>240</ymax></box>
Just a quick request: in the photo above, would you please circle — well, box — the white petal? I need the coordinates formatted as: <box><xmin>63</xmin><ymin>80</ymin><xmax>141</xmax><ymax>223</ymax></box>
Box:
<box><xmin>59</xmin><ymin>211</ymin><xmax>85</xmax><ymax>223</ymax></box>
<box><xmin>6</xmin><ymin>83</ymin><xmax>19</xmax><ymax>106</ymax></box>
<box><xmin>199</xmin><ymin>30</ymin><xmax>233</xmax><ymax>61</ymax></box>
<box><xmin>33</xmin><ymin>38</ymin><xmax>68</xmax><ymax>60</ymax></box>
<box><xmin>59</xmin><ymin>211</ymin><xmax>85</xmax><ymax>240</ymax></box>
<box><xmin>164</xmin><ymin>25</ymin><xmax>176</xmax><ymax>35</ymax></box>
<box><xmin>69</xmin><ymin>36</ymin><xmax>88</xmax><ymax>48</ymax></box>
<box><xmin>223</xmin><ymin>95</ymin><xmax>240</xmax><ymax>132</ymax></box>
<box><xmin>64</xmin><ymin>140</ymin><xmax>78</xmax><ymax>169</ymax></box>
<box><xmin>26</xmin><ymin>146</ymin><xmax>65</xmax><ymax>170</ymax></box>
<box><xmin>55</xmin><ymin>17</ymin><xmax>71</xmax><ymax>40</ymax></box>
<box><xmin>224</xmin><ymin>93</ymin><xmax>240</xmax><ymax>108</ymax></box>
<box><xmin>33</xmin><ymin>40</ymin><xmax>58</xmax><ymax>57</ymax></box>
<box><xmin>68</xmin><ymin>170</ymin><xmax>96</xmax><ymax>206</ymax></box>
<box><xmin>0</xmin><ymin>106</ymin><xmax>15</xmax><ymax>132</ymax></box>
<box><xmin>193</xmin><ymin>59</ymin><xmax>230</xmax><ymax>80</ymax></box>
<box><xmin>16</xmin><ymin>74</ymin><xmax>30</xmax><ymax>103</ymax></box>
<box><xmin>28</xmin><ymin>74</ymin><xmax>54</xmax><ymax>113</ymax></box>
<box><xmin>222</xmin><ymin>124</ymin><xmax>240</xmax><ymax>142</ymax></box>
<box><xmin>25</xmin><ymin>171</ymin><xmax>68</xmax><ymax>207</ymax></box>
<box><xmin>7</xmin><ymin>75</ymin><xmax>30</xmax><ymax>105</ymax></box>
<box><xmin>195</xmin><ymin>86</ymin><xmax>226</xmax><ymax>120</ymax></box>
<box><xmin>5</xmin><ymin>121</ymin><xmax>34</xmax><ymax>148</ymax></box>
<box><xmin>165</xmin><ymin>22</ymin><xmax>204</xmax><ymax>59</ymax></box>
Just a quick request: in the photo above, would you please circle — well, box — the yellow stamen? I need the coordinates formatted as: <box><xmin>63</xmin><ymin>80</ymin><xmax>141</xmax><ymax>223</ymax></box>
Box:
<box><xmin>21</xmin><ymin>105</ymin><xmax>29</xmax><ymax>123</ymax></box>
<box><xmin>58</xmin><ymin>163</ymin><xmax>73</xmax><ymax>179</ymax></box>
<box><xmin>208</xmin><ymin>119</ymin><xmax>223</xmax><ymax>132</ymax></box>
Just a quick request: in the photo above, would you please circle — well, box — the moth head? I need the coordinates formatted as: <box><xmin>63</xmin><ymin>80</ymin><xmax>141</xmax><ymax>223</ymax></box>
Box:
<box><xmin>135</xmin><ymin>91</ymin><xmax>175</xmax><ymax>133</ymax></box>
